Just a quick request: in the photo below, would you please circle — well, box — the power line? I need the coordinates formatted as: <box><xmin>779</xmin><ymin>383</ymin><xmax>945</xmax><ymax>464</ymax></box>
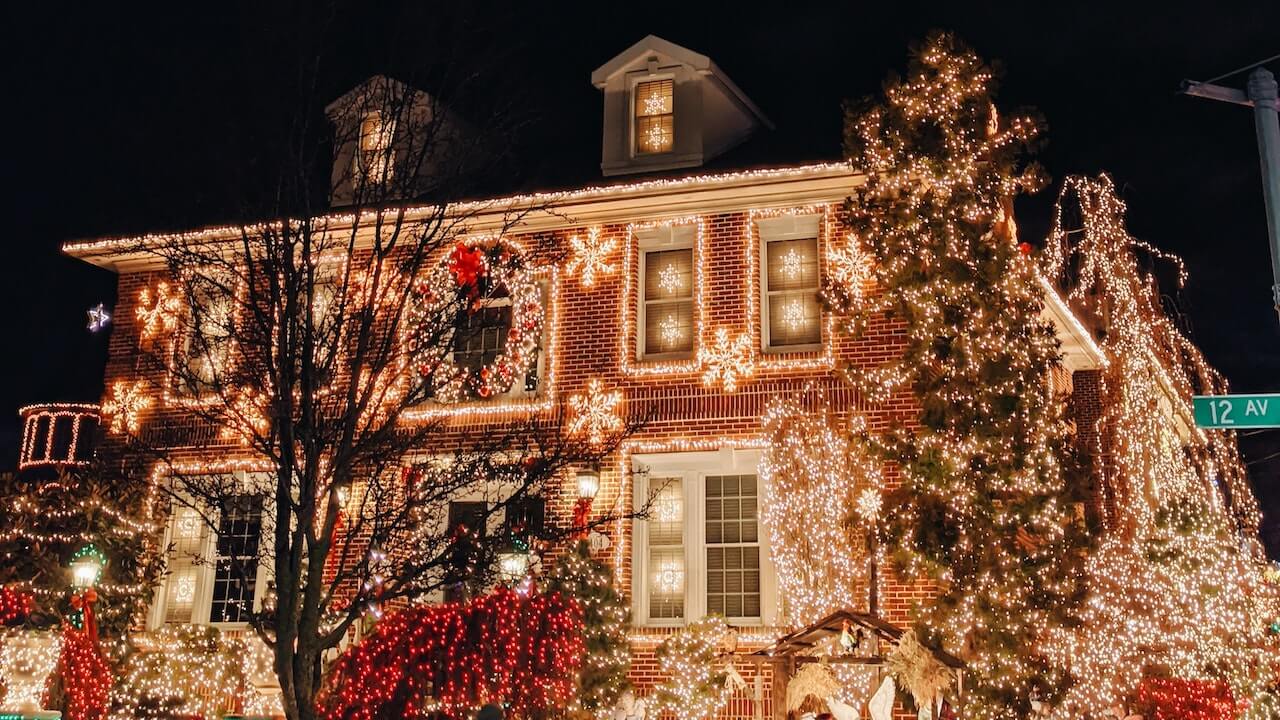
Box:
<box><xmin>1198</xmin><ymin>52</ymin><xmax>1280</xmax><ymax>85</ymax></box>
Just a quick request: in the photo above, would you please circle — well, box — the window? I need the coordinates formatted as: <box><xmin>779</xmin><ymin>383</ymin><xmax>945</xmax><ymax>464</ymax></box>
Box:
<box><xmin>358</xmin><ymin>111</ymin><xmax>395</xmax><ymax>183</ymax></box>
<box><xmin>444</xmin><ymin>501</ymin><xmax>487</xmax><ymax>602</ymax></box>
<box><xmin>634</xmin><ymin>79</ymin><xmax>673</xmax><ymax>155</ymax></box>
<box><xmin>152</xmin><ymin>484</ymin><xmax>267</xmax><ymax>628</ymax></box>
<box><xmin>210</xmin><ymin>496</ymin><xmax>263</xmax><ymax>623</ymax></box>
<box><xmin>632</xmin><ymin>452</ymin><xmax>775</xmax><ymax>626</ymax></box>
<box><xmin>181</xmin><ymin>282</ymin><xmax>234</xmax><ymax>395</ymax></box>
<box><xmin>760</xmin><ymin>223</ymin><xmax>822</xmax><ymax>349</ymax></box>
<box><xmin>641</xmin><ymin>248</ymin><xmax>694</xmax><ymax>357</ymax></box>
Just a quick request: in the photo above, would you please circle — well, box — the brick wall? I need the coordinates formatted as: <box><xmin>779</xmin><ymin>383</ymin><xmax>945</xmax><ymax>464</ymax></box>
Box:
<box><xmin>93</xmin><ymin>203</ymin><xmax>1110</xmax><ymax>718</ymax></box>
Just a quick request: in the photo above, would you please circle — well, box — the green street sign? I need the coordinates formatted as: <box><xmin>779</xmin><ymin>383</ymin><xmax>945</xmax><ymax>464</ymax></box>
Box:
<box><xmin>1192</xmin><ymin>394</ymin><xmax>1280</xmax><ymax>429</ymax></box>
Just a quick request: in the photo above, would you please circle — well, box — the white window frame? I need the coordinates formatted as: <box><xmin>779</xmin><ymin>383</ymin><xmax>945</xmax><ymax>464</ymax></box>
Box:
<box><xmin>148</xmin><ymin>473</ymin><xmax>270</xmax><ymax>630</ymax></box>
<box><xmin>636</xmin><ymin>225</ymin><xmax>697</xmax><ymax>362</ymax></box>
<box><xmin>356</xmin><ymin>111</ymin><xmax>396</xmax><ymax>184</ymax></box>
<box><xmin>758</xmin><ymin>214</ymin><xmax>823</xmax><ymax>353</ymax></box>
<box><xmin>628</xmin><ymin>74</ymin><xmax>675</xmax><ymax>159</ymax></box>
<box><xmin>631</xmin><ymin>449</ymin><xmax>778</xmax><ymax>628</ymax></box>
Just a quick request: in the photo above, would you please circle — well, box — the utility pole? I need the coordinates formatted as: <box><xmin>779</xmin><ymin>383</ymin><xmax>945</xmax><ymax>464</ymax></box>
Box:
<box><xmin>1182</xmin><ymin>65</ymin><xmax>1280</xmax><ymax>327</ymax></box>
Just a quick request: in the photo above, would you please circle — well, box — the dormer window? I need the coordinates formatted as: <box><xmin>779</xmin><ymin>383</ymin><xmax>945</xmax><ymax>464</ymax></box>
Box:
<box><xmin>634</xmin><ymin>79</ymin><xmax>673</xmax><ymax>155</ymax></box>
<box><xmin>358</xmin><ymin>111</ymin><xmax>395</xmax><ymax>183</ymax></box>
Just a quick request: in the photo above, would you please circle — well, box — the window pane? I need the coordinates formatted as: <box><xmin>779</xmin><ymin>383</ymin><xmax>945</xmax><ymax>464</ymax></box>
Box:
<box><xmin>765</xmin><ymin>238</ymin><xmax>820</xmax><ymax>292</ymax></box>
<box><xmin>767</xmin><ymin>291</ymin><xmax>822</xmax><ymax>346</ymax></box>
<box><xmin>647</xmin><ymin>478</ymin><xmax>684</xmax><ymax>620</ymax></box>
<box><xmin>705</xmin><ymin>475</ymin><xmax>761</xmax><ymax>620</ymax></box>
<box><xmin>644</xmin><ymin>301</ymin><xmax>693</xmax><ymax>355</ymax></box>
<box><xmin>644</xmin><ymin>249</ymin><xmax>693</xmax><ymax>300</ymax></box>
<box><xmin>209</xmin><ymin>496</ymin><xmax>262</xmax><ymax>623</ymax></box>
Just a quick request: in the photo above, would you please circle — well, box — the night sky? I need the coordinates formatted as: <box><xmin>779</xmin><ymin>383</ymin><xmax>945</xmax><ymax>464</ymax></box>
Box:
<box><xmin>3</xmin><ymin>1</ymin><xmax>1277</xmax><ymax>556</ymax></box>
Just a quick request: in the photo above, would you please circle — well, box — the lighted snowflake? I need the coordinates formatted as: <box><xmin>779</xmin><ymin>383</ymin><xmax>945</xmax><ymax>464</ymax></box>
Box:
<box><xmin>780</xmin><ymin>248</ymin><xmax>804</xmax><ymax>280</ymax></box>
<box><xmin>653</xmin><ymin>559</ymin><xmax>684</xmax><ymax>595</ymax></box>
<box><xmin>781</xmin><ymin>299</ymin><xmax>806</xmax><ymax>331</ymax></box>
<box><xmin>855</xmin><ymin>488</ymin><xmax>883</xmax><ymax>521</ymax></box>
<box><xmin>643</xmin><ymin>93</ymin><xmax>667</xmax><ymax>116</ymax></box>
<box><xmin>174</xmin><ymin>574</ymin><xmax>196</xmax><ymax>603</ymax></box>
<box><xmin>652</xmin><ymin>484</ymin><xmax>683</xmax><ymax>523</ymax></box>
<box><xmin>645</xmin><ymin>124</ymin><xmax>669</xmax><ymax>152</ymax></box>
<box><xmin>568</xmin><ymin>378</ymin><xmax>624</xmax><ymax>446</ymax></box>
<box><xmin>828</xmin><ymin>233</ymin><xmax>874</xmax><ymax>304</ymax></box>
<box><xmin>175</xmin><ymin>509</ymin><xmax>200</xmax><ymax>539</ymax></box>
<box><xmin>136</xmin><ymin>281</ymin><xmax>181</xmax><ymax>341</ymax></box>
<box><xmin>657</xmin><ymin>264</ymin><xmax>683</xmax><ymax>294</ymax></box>
<box><xmin>565</xmin><ymin>226</ymin><xmax>617</xmax><ymax>288</ymax></box>
<box><xmin>102</xmin><ymin>379</ymin><xmax>153</xmax><ymax>434</ymax></box>
<box><xmin>698</xmin><ymin>327</ymin><xmax>755</xmax><ymax>393</ymax></box>
<box><xmin>660</xmin><ymin>314</ymin><xmax>683</xmax><ymax>346</ymax></box>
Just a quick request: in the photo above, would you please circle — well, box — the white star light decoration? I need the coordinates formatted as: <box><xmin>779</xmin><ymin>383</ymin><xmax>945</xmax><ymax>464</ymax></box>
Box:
<box><xmin>87</xmin><ymin>303</ymin><xmax>111</xmax><ymax>332</ymax></box>
<box><xmin>565</xmin><ymin>226</ymin><xmax>617</xmax><ymax>288</ymax></box>
<box><xmin>568</xmin><ymin>378</ymin><xmax>624</xmax><ymax>446</ymax></box>
<box><xmin>102</xmin><ymin>379</ymin><xmax>153</xmax><ymax>434</ymax></box>
<box><xmin>698</xmin><ymin>327</ymin><xmax>754</xmax><ymax>393</ymax></box>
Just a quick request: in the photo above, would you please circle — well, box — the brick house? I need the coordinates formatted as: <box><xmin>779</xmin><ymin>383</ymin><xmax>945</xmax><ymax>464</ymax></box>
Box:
<box><xmin>54</xmin><ymin>35</ymin><xmax>1113</xmax><ymax>718</ymax></box>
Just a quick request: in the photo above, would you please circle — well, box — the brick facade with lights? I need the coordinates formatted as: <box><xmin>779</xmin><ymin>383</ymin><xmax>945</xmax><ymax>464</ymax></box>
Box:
<box><xmin>51</xmin><ymin>35</ymin><xmax>1116</xmax><ymax>720</ymax></box>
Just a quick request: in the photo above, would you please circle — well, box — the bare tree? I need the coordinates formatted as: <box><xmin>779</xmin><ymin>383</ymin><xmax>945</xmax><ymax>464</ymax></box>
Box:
<box><xmin>100</xmin><ymin>12</ymin><xmax>641</xmax><ymax>719</ymax></box>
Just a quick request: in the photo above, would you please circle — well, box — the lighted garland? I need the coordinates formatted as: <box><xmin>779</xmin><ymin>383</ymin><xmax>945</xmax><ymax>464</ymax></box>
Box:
<box><xmin>409</xmin><ymin>241</ymin><xmax>543</xmax><ymax>402</ymax></box>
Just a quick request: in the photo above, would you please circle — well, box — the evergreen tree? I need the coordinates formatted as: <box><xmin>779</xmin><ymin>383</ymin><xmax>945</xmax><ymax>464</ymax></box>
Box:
<box><xmin>0</xmin><ymin>466</ymin><xmax>161</xmax><ymax>637</ymax></box>
<box><xmin>544</xmin><ymin>540</ymin><xmax>631</xmax><ymax>716</ymax></box>
<box><xmin>829</xmin><ymin>33</ymin><xmax>1088</xmax><ymax>718</ymax></box>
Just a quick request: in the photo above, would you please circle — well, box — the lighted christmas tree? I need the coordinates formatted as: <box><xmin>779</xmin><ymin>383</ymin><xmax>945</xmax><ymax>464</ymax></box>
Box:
<box><xmin>544</xmin><ymin>540</ymin><xmax>631</xmax><ymax>717</ymax></box>
<box><xmin>0</xmin><ymin>467</ymin><xmax>160</xmax><ymax>637</ymax></box>
<box><xmin>1041</xmin><ymin>174</ymin><xmax>1280</xmax><ymax>719</ymax></box>
<box><xmin>829</xmin><ymin>32</ymin><xmax>1089</xmax><ymax>717</ymax></box>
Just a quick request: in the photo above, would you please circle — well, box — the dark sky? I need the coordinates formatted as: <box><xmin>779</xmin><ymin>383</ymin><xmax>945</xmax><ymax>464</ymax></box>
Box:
<box><xmin>3</xmin><ymin>1</ymin><xmax>1278</xmax><ymax>555</ymax></box>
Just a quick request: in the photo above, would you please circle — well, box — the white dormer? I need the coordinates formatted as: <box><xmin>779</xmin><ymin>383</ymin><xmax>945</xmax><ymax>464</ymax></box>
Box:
<box><xmin>592</xmin><ymin>35</ymin><xmax>772</xmax><ymax>177</ymax></box>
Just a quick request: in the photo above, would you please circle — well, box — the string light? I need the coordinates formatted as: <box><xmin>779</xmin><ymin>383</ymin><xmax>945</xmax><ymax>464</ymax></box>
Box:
<box><xmin>565</xmin><ymin>226</ymin><xmax>617</xmax><ymax>288</ymax></box>
<box><xmin>101</xmin><ymin>379</ymin><xmax>153</xmax><ymax>434</ymax></box>
<box><xmin>567</xmin><ymin>379</ymin><xmax>624</xmax><ymax>446</ymax></box>
<box><xmin>1039</xmin><ymin>174</ymin><xmax>1280</xmax><ymax>717</ymax></box>
<box><xmin>135</xmin><ymin>281</ymin><xmax>181</xmax><ymax>341</ymax></box>
<box><xmin>697</xmin><ymin>327</ymin><xmax>754</xmax><ymax>393</ymax></box>
<box><xmin>651</xmin><ymin>616</ymin><xmax>734</xmax><ymax>719</ymax></box>
<box><xmin>18</xmin><ymin>403</ymin><xmax>99</xmax><ymax>470</ymax></box>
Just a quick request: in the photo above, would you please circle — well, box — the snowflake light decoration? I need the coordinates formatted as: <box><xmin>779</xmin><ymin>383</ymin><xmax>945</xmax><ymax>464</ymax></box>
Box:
<box><xmin>653</xmin><ymin>559</ymin><xmax>684</xmax><ymax>595</ymax></box>
<box><xmin>660</xmin><ymin>314</ymin><xmax>683</xmax><ymax>346</ymax></box>
<box><xmin>827</xmin><ymin>233</ymin><xmax>874</xmax><ymax>305</ymax></box>
<box><xmin>568</xmin><ymin>378</ymin><xmax>624</xmax><ymax>446</ymax></box>
<box><xmin>102</xmin><ymin>379</ymin><xmax>153</xmax><ymax>434</ymax></box>
<box><xmin>781</xmin><ymin>299</ymin><xmax>806</xmax><ymax>331</ymax></box>
<box><xmin>643</xmin><ymin>94</ymin><xmax>667</xmax><ymax>116</ymax></box>
<box><xmin>565</xmin><ymin>226</ymin><xmax>617</xmax><ymax>288</ymax></box>
<box><xmin>657</xmin><ymin>264</ymin><xmax>683</xmax><ymax>294</ymax></box>
<box><xmin>780</xmin><ymin>248</ymin><xmax>804</xmax><ymax>280</ymax></box>
<box><xmin>136</xmin><ymin>281</ymin><xmax>182</xmax><ymax>341</ymax></box>
<box><xmin>698</xmin><ymin>328</ymin><xmax>754</xmax><ymax>393</ymax></box>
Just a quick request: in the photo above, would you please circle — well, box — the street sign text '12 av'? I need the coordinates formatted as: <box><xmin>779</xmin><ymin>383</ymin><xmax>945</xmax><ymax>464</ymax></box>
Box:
<box><xmin>1192</xmin><ymin>394</ymin><xmax>1280</xmax><ymax>429</ymax></box>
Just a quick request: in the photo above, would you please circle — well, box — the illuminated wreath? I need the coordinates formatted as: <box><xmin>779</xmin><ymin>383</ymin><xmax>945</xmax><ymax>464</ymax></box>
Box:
<box><xmin>409</xmin><ymin>241</ymin><xmax>543</xmax><ymax>402</ymax></box>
